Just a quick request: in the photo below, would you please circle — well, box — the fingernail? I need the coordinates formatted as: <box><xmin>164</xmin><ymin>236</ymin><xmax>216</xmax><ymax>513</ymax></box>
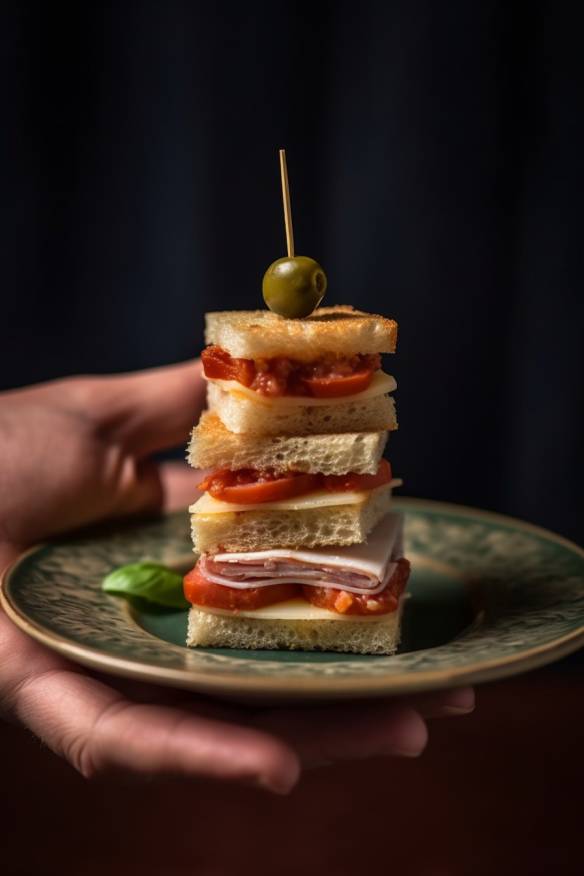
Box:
<box><xmin>441</xmin><ymin>705</ymin><xmax>475</xmax><ymax>716</ymax></box>
<box><xmin>392</xmin><ymin>747</ymin><xmax>425</xmax><ymax>758</ymax></box>
<box><xmin>257</xmin><ymin>773</ymin><xmax>298</xmax><ymax>795</ymax></box>
<box><xmin>255</xmin><ymin>757</ymin><xmax>301</xmax><ymax>796</ymax></box>
<box><xmin>441</xmin><ymin>687</ymin><xmax>475</xmax><ymax>714</ymax></box>
<box><xmin>387</xmin><ymin>709</ymin><xmax>428</xmax><ymax>758</ymax></box>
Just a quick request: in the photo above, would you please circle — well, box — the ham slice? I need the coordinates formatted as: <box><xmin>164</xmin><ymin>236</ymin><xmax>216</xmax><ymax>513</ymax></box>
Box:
<box><xmin>200</xmin><ymin>513</ymin><xmax>404</xmax><ymax>595</ymax></box>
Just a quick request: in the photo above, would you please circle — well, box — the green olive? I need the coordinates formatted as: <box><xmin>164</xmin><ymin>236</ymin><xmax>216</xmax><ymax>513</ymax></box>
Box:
<box><xmin>262</xmin><ymin>256</ymin><xmax>327</xmax><ymax>318</ymax></box>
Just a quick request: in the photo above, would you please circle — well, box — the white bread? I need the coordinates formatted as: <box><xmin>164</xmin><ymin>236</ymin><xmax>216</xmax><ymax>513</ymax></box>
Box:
<box><xmin>207</xmin><ymin>382</ymin><xmax>397</xmax><ymax>436</ymax></box>
<box><xmin>188</xmin><ymin>411</ymin><xmax>388</xmax><ymax>475</ymax></box>
<box><xmin>186</xmin><ymin>601</ymin><xmax>403</xmax><ymax>655</ymax></box>
<box><xmin>190</xmin><ymin>486</ymin><xmax>393</xmax><ymax>553</ymax></box>
<box><xmin>205</xmin><ymin>305</ymin><xmax>398</xmax><ymax>361</ymax></box>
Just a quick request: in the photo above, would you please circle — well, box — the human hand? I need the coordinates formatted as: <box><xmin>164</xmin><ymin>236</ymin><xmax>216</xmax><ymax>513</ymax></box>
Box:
<box><xmin>0</xmin><ymin>364</ymin><xmax>474</xmax><ymax>794</ymax></box>
<box><xmin>0</xmin><ymin>361</ymin><xmax>206</xmax><ymax>548</ymax></box>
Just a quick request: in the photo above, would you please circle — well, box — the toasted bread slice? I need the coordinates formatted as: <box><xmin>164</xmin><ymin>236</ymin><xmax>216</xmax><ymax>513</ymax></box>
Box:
<box><xmin>186</xmin><ymin>598</ymin><xmax>404</xmax><ymax>655</ymax></box>
<box><xmin>207</xmin><ymin>381</ymin><xmax>397</xmax><ymax>436</ymax></box>
<box><xmin>188</xmin><ymin>411</ymin><xmax>388</xmax><ymax>475</ymax></box>
<box><xmin>204</xmin><ymin>305</ymin><xmax>398</xmax><ymax>361</ymax></box>
<box><xmin>189</xmin><ymin>485</ymin><xmax>393</xmax><ymax>553</ymax></box>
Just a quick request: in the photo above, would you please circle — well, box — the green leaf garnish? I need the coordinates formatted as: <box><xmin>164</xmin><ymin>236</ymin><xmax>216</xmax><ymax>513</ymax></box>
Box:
<box><xmin>102</xmin><ymin>562</ymin><xmax>188</xmax><ymax>609</ymax></box>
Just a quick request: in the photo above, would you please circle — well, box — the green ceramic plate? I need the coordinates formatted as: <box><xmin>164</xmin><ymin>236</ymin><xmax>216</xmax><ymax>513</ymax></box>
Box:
<box><xmin>1</xmin><ymin>499</ymin><xmax>583</xmax><ymax>701</ymax></box>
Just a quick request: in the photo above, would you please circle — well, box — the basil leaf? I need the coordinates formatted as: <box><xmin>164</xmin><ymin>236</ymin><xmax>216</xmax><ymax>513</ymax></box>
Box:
<box><xmin>102</xmin><ymin>562</ymin><xmax>188</xmax><ymax>609</ymax></box>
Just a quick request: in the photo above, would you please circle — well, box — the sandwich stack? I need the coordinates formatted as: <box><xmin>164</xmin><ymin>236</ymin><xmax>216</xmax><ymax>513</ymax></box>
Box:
<box><xmin>183</xmin><ymin>305</ymin><xmax>411</xmax><ymax>654</ymax></box>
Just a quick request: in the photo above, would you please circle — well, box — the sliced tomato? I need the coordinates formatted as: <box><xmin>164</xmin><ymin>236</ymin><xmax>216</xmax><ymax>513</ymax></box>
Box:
<box><xmin>199</xmin><ymin>460</ymin><xmax>392</xmax><ymax>504</ymax></box>
<box><xmin>201</xmin><ymin>345</ymin><xmax>255</xmax><ymax>387</ymax></box>
<box><xmin>202</xmin><ymin>346</ymin><xmax>379</xmax><ymax>398</ymax></box>
<box><xmin>184</xmin><ymin>563</ymin><xmax>299</xmax><ymax>610</ymax></box>
<box><xmin>303</xmin><ymin>558</ymin><xmax>411</xmax><ymax>616</ymax></box>
<box><xmin>323</xmin><ymin>459</ymin><xmax>392</xmax><ymax>493</ymax></box>
<box><xmin>198</xmin><ymin>468</ymin><xmax>321</xmax><ymax>504</ymax></box>
<box><xmin>302</xmin><ymin>368</ymin><xmax>374</xmax><ymax>398</ymax></box>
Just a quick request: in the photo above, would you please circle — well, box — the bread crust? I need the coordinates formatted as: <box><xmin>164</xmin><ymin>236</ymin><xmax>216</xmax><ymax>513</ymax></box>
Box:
<box><xmin>188</xmin><ymin>411</ymin><xmax>389</xmax><ymax>474</ymax></box>
<box><xmin>204</xmin><ymin>305</ymin><xmax>398</xmax><ymax>360</ymax></box>
<box><xmin>208</xmin><ymin>382</ymin><xmax>397</xmax><ymax>436</ymax></box>
<box><xmin>190</xmin><ymin>488</ymin><xmax>393</xmax><ymax>553</ymax></box>
<box><xmin>186</xmin><ymin>600</ymin><xmax>403</xmax><ymax>654</ymax></box>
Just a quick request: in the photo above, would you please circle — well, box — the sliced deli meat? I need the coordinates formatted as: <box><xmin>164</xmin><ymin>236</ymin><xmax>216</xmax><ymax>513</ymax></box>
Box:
<box><xmin>199</xmin><ymin>512</ymin><xmax>404</xmax><ymax>595</ymax></box>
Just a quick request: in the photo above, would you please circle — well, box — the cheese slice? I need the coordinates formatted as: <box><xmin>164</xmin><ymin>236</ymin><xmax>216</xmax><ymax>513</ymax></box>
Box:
<box><xmin>212</xmin><ymin>512</ymin><xmax>403</xmax><ymax>580</ymax></box>
<box><xmin>206</xmin><ymin>369</ymin><xmax>397</xmax><ymax>408</ymax></box>
<box><xmin>189</xmin><ymin>480</ymin><xmax>402</xmax><ymax>514</ymax></box>
<box><xmin>194</xmin><ymin>599</ymin><xmax>392</xmax><ymax>622</ymax></box>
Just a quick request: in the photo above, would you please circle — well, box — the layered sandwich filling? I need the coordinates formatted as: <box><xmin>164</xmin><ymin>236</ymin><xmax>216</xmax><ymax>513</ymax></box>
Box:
<box><xmin>202</xmin><ymin>345</ymin><xmax>385</xmax><ymax>399</ymax></box>
<box><xmin>197</xmin><ymin>459</ymin><xmax>393</xmax><ymax>504</ymax></box>
<box><xmin>184</xmin><ymin>513</ymin><xmax>410</xmax><ymax>616</ymax></box>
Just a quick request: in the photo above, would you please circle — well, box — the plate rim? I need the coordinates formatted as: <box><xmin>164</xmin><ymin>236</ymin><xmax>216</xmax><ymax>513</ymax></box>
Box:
<box><xmin>2</xmin><ymin>498</ymin><xmax>583</xmax><ymax>699</ymax></box>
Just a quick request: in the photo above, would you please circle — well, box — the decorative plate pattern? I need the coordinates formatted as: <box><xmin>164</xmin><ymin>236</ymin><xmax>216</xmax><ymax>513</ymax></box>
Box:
<box><xmin>1</xmin><ymin>499</ymin><xmax>583</xmax><ymax>700</ymax></box>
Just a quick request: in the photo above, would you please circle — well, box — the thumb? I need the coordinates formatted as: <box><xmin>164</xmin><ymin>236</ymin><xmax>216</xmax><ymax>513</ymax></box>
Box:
<box><xmin>91</xmin><ymin>360</ymin><xmax>206</xmax><ymax>457</ymax></box>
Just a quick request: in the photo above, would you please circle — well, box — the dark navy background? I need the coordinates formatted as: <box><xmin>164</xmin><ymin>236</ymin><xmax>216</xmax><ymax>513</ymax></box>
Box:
<box><xmin>2</xmin><ymin>1</ymin><xmax>582</xmax><ymax>542</ymax></box>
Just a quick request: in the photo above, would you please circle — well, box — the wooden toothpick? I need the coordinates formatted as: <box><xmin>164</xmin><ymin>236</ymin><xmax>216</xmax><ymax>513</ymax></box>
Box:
<box><xmin>279</xmin><ymin>148</ymin><xmax>295</xmax><ymax>258</ymax></box>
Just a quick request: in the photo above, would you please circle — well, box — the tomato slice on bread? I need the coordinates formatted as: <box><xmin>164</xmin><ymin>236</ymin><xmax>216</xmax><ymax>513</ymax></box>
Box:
<box><xmin>301</xmin><ymin>368</ymin><xmax>374</xmax><ymax>398</ymax></box>
<box><xmin>198</xmin><ymin>469</ymin><xmax>321</xmax><ymax>504</ymax></box>
<box><xmin>199</xmin><ymin>461</ymin><xmax>393</xmax><ymax>504</ymax></box>
<box><xmin>323</xmin><ymin>459</ymin><xmax>392</xmax><ymax>492</ymax></box>
<box><xmin>201</xmin><ymin>345</ymin><xmax>255</xmax><ymax>387</ymax></box>
<box><xmin>184</xmin><ymin>564</ymin><xmax>299</xmax><ymax>610</ymax></box>
<box><xmin>201</xmin><ymin>345</ymin><xmax>379</xmax><ymax>398</ymax></box>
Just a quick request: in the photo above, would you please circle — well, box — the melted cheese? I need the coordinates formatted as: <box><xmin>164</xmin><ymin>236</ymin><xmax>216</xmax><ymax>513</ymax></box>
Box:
<box><xmin>206</xmin><ymin>370</ymin><xmax>397</xmax><ymax>407</ymax></box>
<box><xmin>194</xmin><ymin>599</ymin><xmax>392</xmax><ymax>622</ymax></box>
<box><xmin>189</xmin><ymin>480</ymin><xmax>401</xmax><ymax>514</ymax></box>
